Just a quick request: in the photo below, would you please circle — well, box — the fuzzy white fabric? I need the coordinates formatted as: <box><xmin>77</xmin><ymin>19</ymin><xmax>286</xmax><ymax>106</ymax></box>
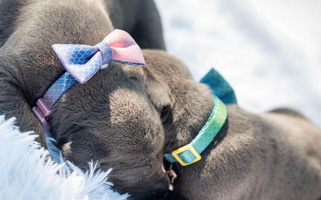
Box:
<box><xmin>0</xmin><ymin>116</ymin><xmax>129</xmax><ymax>200</ymax></box>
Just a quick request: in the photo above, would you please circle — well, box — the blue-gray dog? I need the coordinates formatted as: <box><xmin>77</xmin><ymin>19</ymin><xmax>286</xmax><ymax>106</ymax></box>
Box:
<box><xmin>1</xmin><ymin>0</ymin><xmax>321</xmax><ymax>200</ymax></box>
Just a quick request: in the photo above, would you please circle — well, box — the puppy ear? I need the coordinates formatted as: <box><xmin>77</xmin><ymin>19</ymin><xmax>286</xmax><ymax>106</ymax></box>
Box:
<box><xmin>143</xmin><ymin>69</ymin><xmax>172</xmax><ymax>112</ymax></box>
<box><xmin>0</xmin><ymin>67</ymin><xmax>46</xmax><ymax>146</ymax></box>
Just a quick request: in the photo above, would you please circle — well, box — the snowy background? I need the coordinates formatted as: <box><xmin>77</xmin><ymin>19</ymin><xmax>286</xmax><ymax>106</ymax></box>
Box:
<box><xmin>155</xmin><ymin>0</ymin><xmax>321</xmax><ymax>128</ymax></box>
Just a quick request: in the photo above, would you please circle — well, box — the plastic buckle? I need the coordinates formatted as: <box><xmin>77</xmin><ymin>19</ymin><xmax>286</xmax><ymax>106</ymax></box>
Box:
<box><xmin>32</xmin><ymin>99</ymin><xmax>52</xmax><ymax>131</ymax></box>
<box><xmin>171</xmin><ymin>144</ymin><xmax>201</xmax><ymax>166</ymax></box>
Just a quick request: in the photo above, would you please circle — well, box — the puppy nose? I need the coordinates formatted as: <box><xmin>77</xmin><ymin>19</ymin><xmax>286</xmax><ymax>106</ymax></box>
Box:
<box><xmin>148</xmin><ymin>174</ymin><xmax>170</xmax><ymax>199</ymax></box>
<box><xmin>156</xmin><ymin>174</ymin><xmax>170</xmax><ymax>189</ymax></box>
<box><xmin>150</xmin><ymin>190</ymin><xmax>168</xmax><ymax>200</ymax></box>
<box><xmin>130</xmin><ymin>187</ymin><xmax>168</xmax><ymax>200</ymax></box>
<box><xmin>125</xmin><ymin>172</ymin><xmax>170</xmax><ymax>200</ymax></box>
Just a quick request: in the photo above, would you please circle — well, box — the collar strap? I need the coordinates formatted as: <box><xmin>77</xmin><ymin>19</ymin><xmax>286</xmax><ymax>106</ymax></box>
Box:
<box><xmin>200</xmin><ymin>68</ymin><xmax>237</xmax><ymax>104</ymax></box>
<box><xmin>164</xmin><ymin>95</ymin><xmax>227</xmax><ymax>166</ymax></box>
<box><xmin>32</xmin><ymin>72</ymin><xmax>77</xmax><ymax>131</ymax></box>
<box><xmin>32</xmin><ymin>29</ymin><xmax>145</xmax><ymax>131</ymax></box>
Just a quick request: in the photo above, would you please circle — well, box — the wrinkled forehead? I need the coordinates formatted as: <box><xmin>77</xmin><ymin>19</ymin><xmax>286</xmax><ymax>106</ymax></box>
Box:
<box><xmin>100</xmin><ymin>63</ymin><xmax>145</xmax><ymax>86</ymax></box>
<box><xmin>88</xmin><ymin>63</ymin><xmax>146</xmax><ymax>94</ymax></box>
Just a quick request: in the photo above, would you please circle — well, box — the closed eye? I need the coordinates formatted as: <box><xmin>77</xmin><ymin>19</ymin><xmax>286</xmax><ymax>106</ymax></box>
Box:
<box><xmin>160</xmin><ymin>105</ymin><xmax>172</xmax><ymax>124</ymax></box>
<box><xmin>57</xmin><ymin>137</ymin><xmax>70</xmax><ymax>148</ymax></box>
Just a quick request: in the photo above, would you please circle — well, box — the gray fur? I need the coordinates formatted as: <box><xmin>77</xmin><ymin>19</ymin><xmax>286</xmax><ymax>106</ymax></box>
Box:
<box><xmin>1</xmin><ymin>1</ymin><xmax>321</xmax><ymax>200</ymax></box>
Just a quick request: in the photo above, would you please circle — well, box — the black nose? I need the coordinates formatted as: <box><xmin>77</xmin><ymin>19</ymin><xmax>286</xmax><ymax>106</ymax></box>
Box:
<box><xmin>128</xmin><ymin>177</ymin><xmax>169</xmax><ymax>200</ymax></box>
<box><xmin>153</xmin><ymin>180</ymin><xmax>170</xmax><ymax>199</ymax></box>
<box><xmin>129</xmin><ymin>189</ymin><xmax>168</xmax><ymax>200</ymax></box>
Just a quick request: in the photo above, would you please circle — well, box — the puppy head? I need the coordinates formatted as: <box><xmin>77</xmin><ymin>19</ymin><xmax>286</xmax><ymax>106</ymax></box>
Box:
<box><xmin>49</xmin><ymin>50</ymin><xmax>213</xmax><ymax>199</ymax></box>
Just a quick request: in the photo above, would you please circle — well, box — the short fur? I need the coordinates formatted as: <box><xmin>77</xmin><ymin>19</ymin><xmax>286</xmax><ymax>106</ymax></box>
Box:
<box><xmin>0</xmin><ymin>0</ymin><xmax>165</xmax><ymax>145</ymax></box>
<box><xmin>1</xmin><ymin>1</ymin><xmax>321</xmax><ymax>200</ymax></box>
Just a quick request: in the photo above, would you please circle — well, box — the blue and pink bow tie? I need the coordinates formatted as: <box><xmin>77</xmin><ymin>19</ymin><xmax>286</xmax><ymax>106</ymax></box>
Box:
<box><xmin>53</xmin><ymin>29</ymin><xmax>145</xmax><ymax>83</ymax></box>
<box><xmin>32</xmin><ymin>29</ymin><xmax>145</xmax><ymax>131</ymax></box>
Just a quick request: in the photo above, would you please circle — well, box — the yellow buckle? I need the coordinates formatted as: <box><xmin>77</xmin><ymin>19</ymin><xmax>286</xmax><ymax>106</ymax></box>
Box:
<box><xmin>172</xmin><ymin>144</ymin><xmax>201</xmax><ymax>166</ymax></box>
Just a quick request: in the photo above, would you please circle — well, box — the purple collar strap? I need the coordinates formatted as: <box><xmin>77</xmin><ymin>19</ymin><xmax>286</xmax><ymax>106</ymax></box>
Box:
<box><xmin>32</xmin><ymin>29</ymin><xmax>145</xmax><ymax>131</ymax></box>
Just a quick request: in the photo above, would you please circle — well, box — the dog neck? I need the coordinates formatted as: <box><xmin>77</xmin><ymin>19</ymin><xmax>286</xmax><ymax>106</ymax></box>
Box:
<box><xmin>164</xmin><ymin>95</ymin><xmax>228</xmax><ymax>166</ymax></box>
<box><xmin>164</xmin><ymin>68</ymin><xmax>237</xmax><ymax>167</ymax></box>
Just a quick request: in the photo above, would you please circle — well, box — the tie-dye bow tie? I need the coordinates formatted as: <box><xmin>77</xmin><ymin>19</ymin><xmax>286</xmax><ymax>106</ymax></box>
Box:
<box><xmin>52</xmin><ymin>29</ymin><xmax>145</xmax><ymax>84</ymax></box>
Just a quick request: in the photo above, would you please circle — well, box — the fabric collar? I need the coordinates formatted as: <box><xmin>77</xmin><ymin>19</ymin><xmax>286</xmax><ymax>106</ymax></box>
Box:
<box><xmin>164</xmin><ymin>68</ymin><xmax>237</xmax><ymax>166</ymax></box>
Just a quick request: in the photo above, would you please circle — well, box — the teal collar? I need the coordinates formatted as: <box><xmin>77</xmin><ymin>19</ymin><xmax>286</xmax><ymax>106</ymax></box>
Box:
<box><xmin>164</xmin><ymin>68</ymin><xmax>237</xmax><ymax>166</ymax></box>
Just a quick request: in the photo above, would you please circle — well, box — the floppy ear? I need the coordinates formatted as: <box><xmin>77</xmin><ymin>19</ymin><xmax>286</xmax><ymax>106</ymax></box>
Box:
<box><xmin>0</xmin><ymin>63</ymin><xmax>46</xmax><ymax>146</ymax></box>
<box><xmin>143</xmin><ymin>68</ymin><xmax>172</xmax><ymax>113</ymax></box>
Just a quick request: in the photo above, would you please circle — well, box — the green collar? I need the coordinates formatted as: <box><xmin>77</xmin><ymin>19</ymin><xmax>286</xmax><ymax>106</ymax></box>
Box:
<box><xmin>164</xmin><ymin>68</ymin><xmax>236</xmax><ymax>166</ymax></box>
<box><xmin>164</xmin><ymin>95</ymin><xmax>228</xmax><ymax>166</ymax></box>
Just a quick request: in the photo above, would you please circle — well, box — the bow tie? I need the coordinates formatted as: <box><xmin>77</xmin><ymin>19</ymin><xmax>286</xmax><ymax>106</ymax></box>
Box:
<box><xmin>52</xmin><ymin>29</ymin><xmax>145</xmax><ymax>84</ymax></box>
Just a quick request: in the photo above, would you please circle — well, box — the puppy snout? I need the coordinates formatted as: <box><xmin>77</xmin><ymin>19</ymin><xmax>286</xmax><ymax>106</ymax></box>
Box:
<box><xmin>108</xmin><ymin>164</ymin><xmax>169</xmax><ymax>199</ymax></box>
<box><xmin>151</xmin><ymin>173</ymin><xmax>170</xmax><ymax>191</ymax></box>
<box><xmin>128</xmin><ymin>177</ymin><xmax>169</xmax><ymax>200</ymax></box>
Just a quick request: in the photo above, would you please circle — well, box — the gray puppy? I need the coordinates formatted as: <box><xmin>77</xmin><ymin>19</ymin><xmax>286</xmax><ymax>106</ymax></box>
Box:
<box><xmin>0</xmin><ymin>0</ymin><xmax>167</xmax><ymax>198</ymax></box>
<box><xmin>138</xmin><ymin>51</ymin><xmax>321</xmax><ymax>200</ymax></box>
<box><xmin>0</xmin><ymin>0</ymin><xmax>164</xmax><ymax>143</ymax></box>
<box><xmin>1</xmin><ymin>1</ymin><xmax>321</xmax><ymax>200</ymax></box>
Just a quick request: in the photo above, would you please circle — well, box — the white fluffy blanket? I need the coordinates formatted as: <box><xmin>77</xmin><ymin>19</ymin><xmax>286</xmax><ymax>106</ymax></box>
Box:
<box><xmin>0</xmin><ymin>116</ymin><xmax>129</xmax><ymax>200</ymax></box>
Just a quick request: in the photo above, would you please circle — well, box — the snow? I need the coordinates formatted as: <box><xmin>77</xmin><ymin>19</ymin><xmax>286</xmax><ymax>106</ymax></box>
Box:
<box><xmin>155</xmin><ymin>0</ymin><xmax>321</xmax><ymax>128</ymax></box>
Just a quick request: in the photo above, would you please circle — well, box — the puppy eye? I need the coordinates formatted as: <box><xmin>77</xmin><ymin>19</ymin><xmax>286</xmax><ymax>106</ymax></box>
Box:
<box><xmin>160</xmin><ymin>105</ymin><xmax>172</xmax><ymax>123</ymax></box>
<box><xmin>57</xmin><ymin>137</ymin><xmax>71</xmax><ymax>148</ymax></box>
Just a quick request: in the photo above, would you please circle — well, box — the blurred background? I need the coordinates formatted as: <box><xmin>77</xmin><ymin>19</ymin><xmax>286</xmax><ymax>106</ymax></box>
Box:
<box><xmin>155</xmin><ymin>0</ymin><xmax>321</xmax><ymax>128</ymax></box>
